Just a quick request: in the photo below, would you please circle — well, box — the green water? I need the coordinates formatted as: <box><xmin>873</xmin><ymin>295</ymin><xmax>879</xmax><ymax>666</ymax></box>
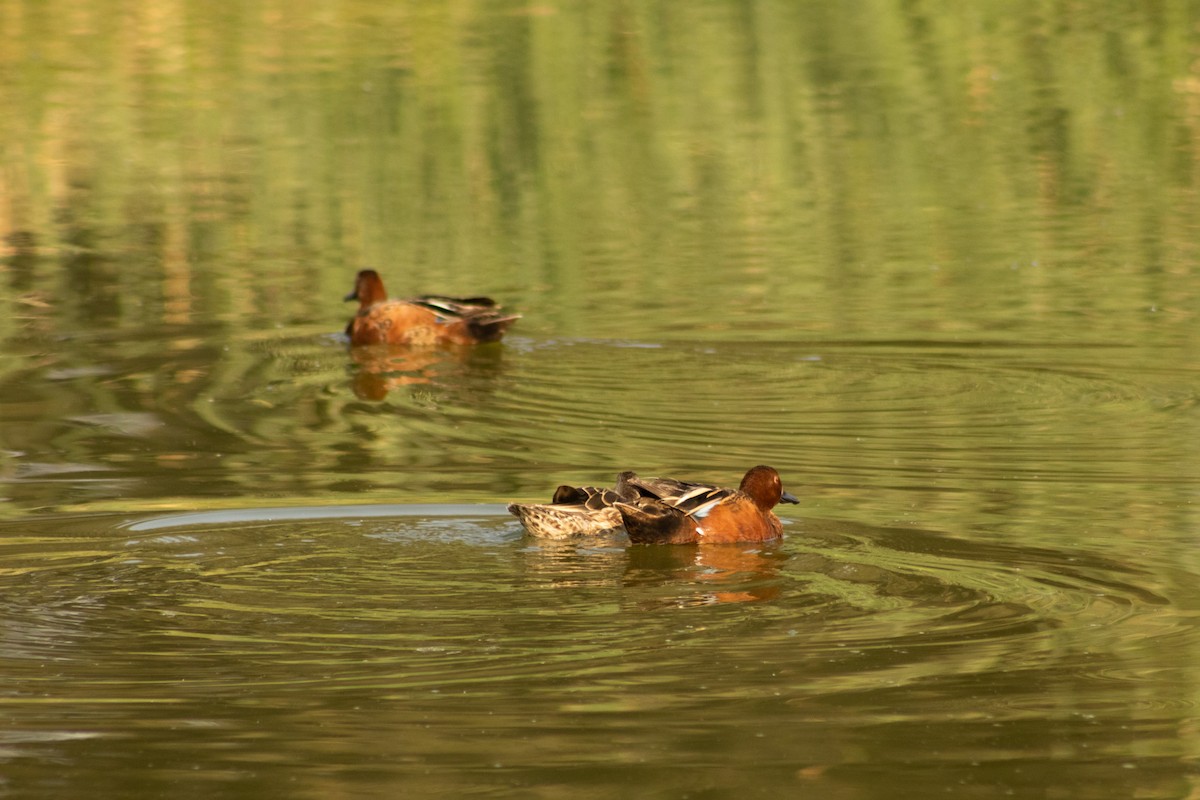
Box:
<box><xmin>1</xmin><ymin>1</ymin><xmax>1199</xmax><ymax>798</ymax></box>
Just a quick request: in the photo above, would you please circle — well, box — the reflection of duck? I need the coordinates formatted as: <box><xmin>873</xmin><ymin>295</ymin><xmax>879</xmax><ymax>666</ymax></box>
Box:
<box><xmin>349</xmin><ymin>345</ymin><xmax>446</xmax><ymax>398</ymax></box>
<box><xmin>623</xmin><ymin>542</ymin><xmax>785</xmax><ymax>605</ymax></box>
<box><xmin>344</xmin><ymin>269</ymin><xmax>520</xmax><ymax>346</ymax></box>
<box><xmin>616</xmin><ymin>466</ymin><xmax>798</xmax><ymax>545</ymax></box>
<box><xmin>347</xmin><ymin>336</ymin><xmax>509</xmax><ymax>401</ymax></box>
<box><xmin>518</xmin><ymin>538</ymin><xmax>630</xmax><ymax>590</ymax></box>
<box><xmin>508</xmin><ymin>473</ymin><xmax>638</xmax><ymax>539</ymax></box>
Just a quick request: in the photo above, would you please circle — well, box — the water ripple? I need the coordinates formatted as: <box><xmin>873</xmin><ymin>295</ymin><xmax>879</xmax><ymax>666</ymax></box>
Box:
<box><xmin>0</xmin><ymin>506</ymin><xmax>1176</xmax><ymax>704</ymax></box>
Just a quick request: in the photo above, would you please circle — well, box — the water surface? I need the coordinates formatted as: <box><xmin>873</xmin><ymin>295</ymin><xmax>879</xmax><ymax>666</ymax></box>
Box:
<box><xmin>2</xmin><ymin>1</ymin><xmax>1200</xmax><ymax>798</ymax></box>
<box><xmin>1</xmin><ymin>498</ymin><xmax>1192</xmax><ymax>798</ymax></box>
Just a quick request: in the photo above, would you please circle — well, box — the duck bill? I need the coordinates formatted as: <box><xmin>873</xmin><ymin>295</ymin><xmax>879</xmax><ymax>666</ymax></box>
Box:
<box><xmin>780</xmin><ymin>491</ymin><xmax>800</xmax><ymax>505</ymax></box>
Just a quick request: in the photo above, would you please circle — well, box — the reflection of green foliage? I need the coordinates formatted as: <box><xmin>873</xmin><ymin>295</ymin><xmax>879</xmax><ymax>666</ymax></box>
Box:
<box><xmin>1</xmin><ymin>0</ymin><xmax>1197</xmax><ymax>342</ymax></box>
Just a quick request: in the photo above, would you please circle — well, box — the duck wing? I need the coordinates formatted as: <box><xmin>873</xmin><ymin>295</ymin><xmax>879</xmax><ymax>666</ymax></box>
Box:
<box><xmin>551</xmin><ymin>483</ymin><xmax>630</xmax><ymax>510</ymax></box>
<box><xmin>660</xmin><ymin>485</ymin><xmax>737</xmax><ymax>518</ymax></box>
<box><xmin>625</xmin><ymin>474</ymin><xmax>708</xmax><ymax>499</ymax></box>
<box><xmin>410</xmin><ymin>295</ymin><xmax>501</xmax><ymax>314</ymax></box>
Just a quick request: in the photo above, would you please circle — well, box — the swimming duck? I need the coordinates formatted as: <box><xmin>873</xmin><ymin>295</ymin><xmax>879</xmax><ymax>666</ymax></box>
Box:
<box><xmin>615</xmin><ymin>465</ymin><xmax>798</xmax><ymax>545</ymax></box>
<box><xmin>344</xmin><ymin>269</ymin><xmax>520</xmax><ymax>346</ymax></box>
<box><xmin>508</xmin><ymin>472</ymin><xmax>639</xmax><ymax>539</ymax></box>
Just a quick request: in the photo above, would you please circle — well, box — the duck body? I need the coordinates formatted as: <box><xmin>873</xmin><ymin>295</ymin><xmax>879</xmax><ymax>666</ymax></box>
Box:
<box><xmin>345</xmin><ymin>269</ymin><xmax>520</xmax><ymax>346</ymax></box>
<box><xmin>508</xmin><ymin>474</ymin><xmax>639</xmax><ymax>539</ymax></box>
<box><xmin>616</xmin><ymin>466</ymin><xmax>798</xmax><ymax>545</ymax></box>
<box><xmin>509</xmin><ymin>467</ymin><xmax>798</xmax><ymax>545</ymax></box>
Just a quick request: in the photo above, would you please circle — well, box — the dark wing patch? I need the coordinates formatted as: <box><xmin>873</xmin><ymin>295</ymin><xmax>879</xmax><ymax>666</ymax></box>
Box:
<box><xmin>410</xmin><ymin>295</ymin><xmax>499</xmax><ymax>315</ymax></box>
<box><xmin>662</xmin><ymin>486</ymin><xmax>735</xmax><ymax>516</ymax></box>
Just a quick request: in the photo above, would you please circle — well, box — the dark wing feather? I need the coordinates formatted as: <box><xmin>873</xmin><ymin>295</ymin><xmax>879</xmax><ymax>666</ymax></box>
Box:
<box><xmin>409</xmin><ymin>295</ymin><xmax>500</xmax><ymax>315</ymax></box>
<box><xmin>661</xmin><ymin>486</ymin><xmax>736</xmax><ymax>516</ymax></box>
<box><xmin>625</xmin><ymin>474</ymin><xmax>705</xmax><ymax>499</ymax></box>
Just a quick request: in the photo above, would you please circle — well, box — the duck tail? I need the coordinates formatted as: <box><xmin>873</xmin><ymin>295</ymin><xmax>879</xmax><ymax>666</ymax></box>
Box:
<box><xmin>467</xmin><ymin>313</ymin><xmax>521</xmax><ymax>343</ymax></box>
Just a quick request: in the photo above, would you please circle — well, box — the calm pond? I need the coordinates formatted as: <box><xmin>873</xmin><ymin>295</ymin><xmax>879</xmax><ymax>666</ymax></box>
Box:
<box><xmin>2</xmin><ymin>2</ymin><xmax>1199</xmax><ymax>798</ymax></box>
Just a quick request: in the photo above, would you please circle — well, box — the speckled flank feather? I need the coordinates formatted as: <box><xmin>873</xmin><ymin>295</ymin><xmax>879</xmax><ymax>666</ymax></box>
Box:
<box><xmin>507</xmin><ymin>501</ymin><xmax>625</xmax><ymax>539</ymax></box>
<box><xmin>507</xmin><ymin>474</ymin><xmax>639</xmax><ymax>539</ymax></box>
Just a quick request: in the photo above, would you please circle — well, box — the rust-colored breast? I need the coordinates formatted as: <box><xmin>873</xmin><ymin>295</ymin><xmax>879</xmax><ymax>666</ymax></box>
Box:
<box><xmin>694</xmin><ymin>497</ymin><xmax>784</xmax><ymax>544</ymax></box>
<box><xmin>348</xmin><ymin>302</ymin><xmax>476</xmax><ymax>346</ymax></box>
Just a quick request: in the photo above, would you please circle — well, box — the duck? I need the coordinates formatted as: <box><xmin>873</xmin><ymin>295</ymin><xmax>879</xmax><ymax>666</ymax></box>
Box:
<box><xmin>508</xmin><ymin>472</ymin><xmax>640</xmax><ymax>539</ymax></box>
<box><xmin>615</xmin><ymin>465</ymin><xmax>798</xmax><ymax>545</ymax></box>
<box><xmin>344</xmin><ymin>269</ymin><xmax>520</xmax><ymax>346</ymax></box>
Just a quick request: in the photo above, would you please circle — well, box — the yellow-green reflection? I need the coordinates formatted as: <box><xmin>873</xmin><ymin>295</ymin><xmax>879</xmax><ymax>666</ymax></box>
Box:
<box><xmin>1</xmin><ymin>0</ymin><xmax>1198</xmax><ymax>343</ymax></box>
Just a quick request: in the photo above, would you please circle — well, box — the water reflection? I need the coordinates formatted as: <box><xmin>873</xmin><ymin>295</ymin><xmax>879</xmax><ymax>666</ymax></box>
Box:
<box><xmin>523</xmin><ymin>536</ymin><xmax>788</xmax><ymax>606</ymax></box>
<box><xmin>3</xmin><ymin>0</ymin><xmax>1198</xmax><ymax>347</ymax></box>
<box><xmin>0</xmin><ymin>501</ymin><xmax>1196</xmax><ymax>796</ymax></box>
<box><xmin>347</xmin><ymin>341</ymin><xmax>509</xmax><ymax>401</ymax></box>
<box><xmin>622</xmin><ymin>542</ymin><xmax>787</xmax><ymax>607</ymax></box>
